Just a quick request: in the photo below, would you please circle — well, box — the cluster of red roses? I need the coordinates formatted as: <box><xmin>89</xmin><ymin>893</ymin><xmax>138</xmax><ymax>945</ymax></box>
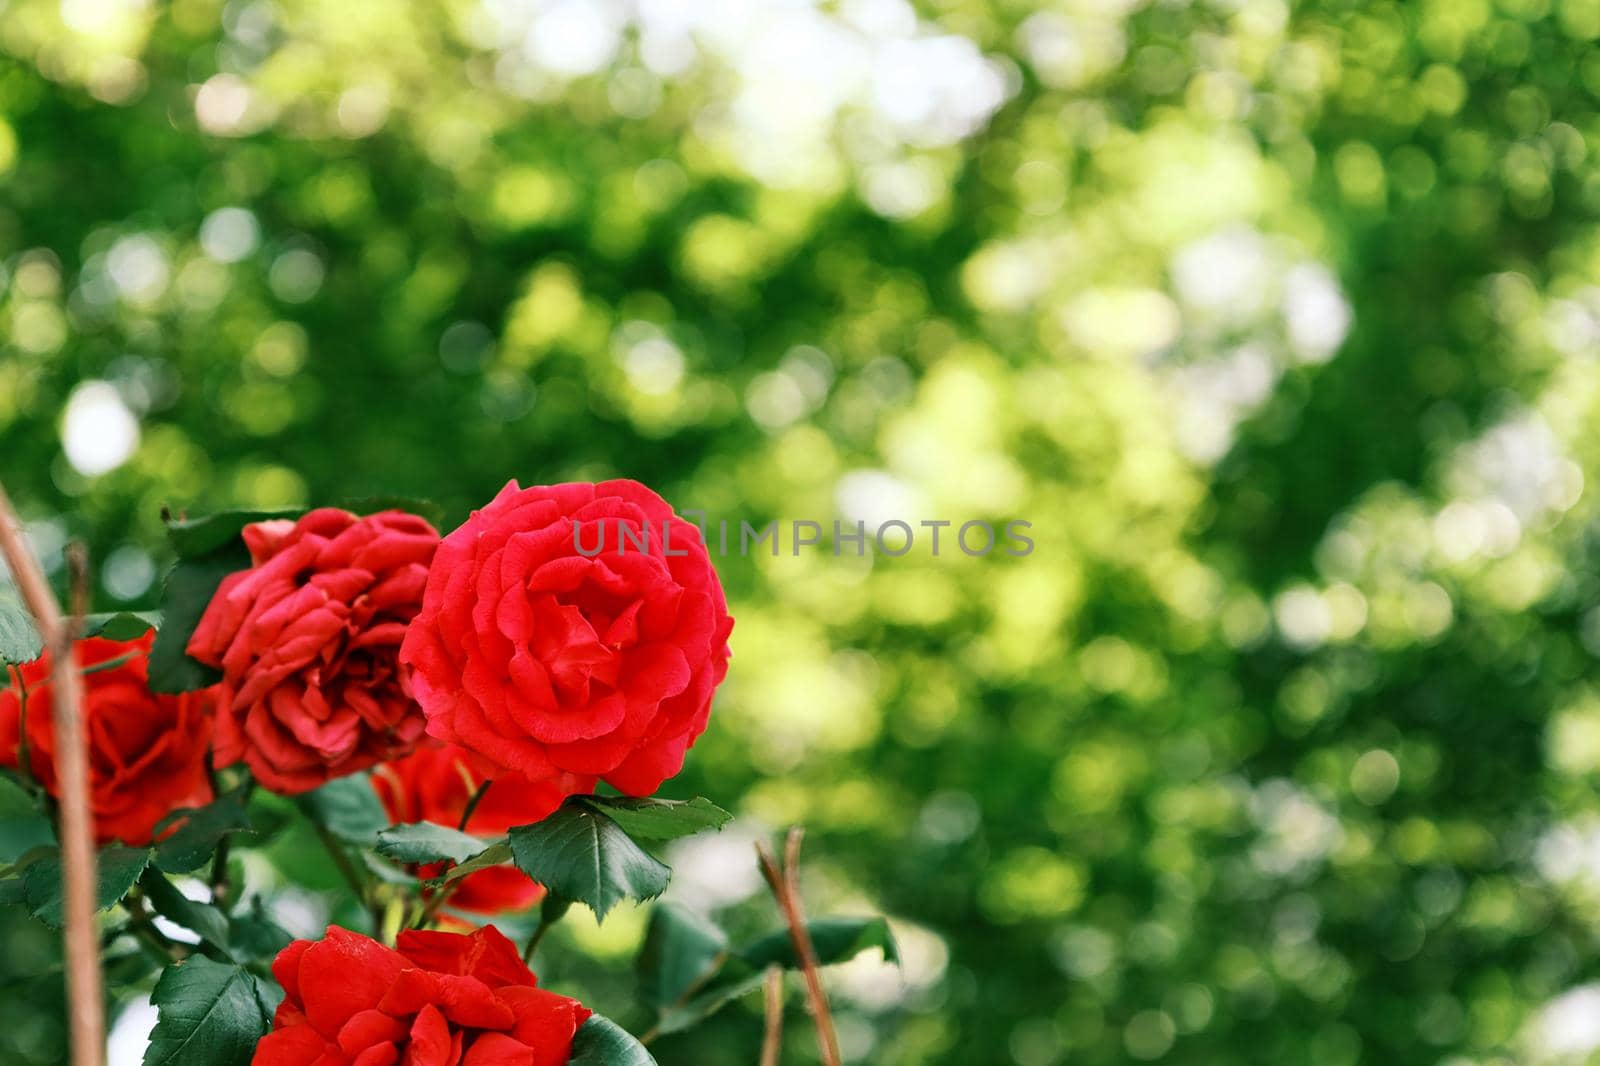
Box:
<box><xmin>0</xmin><ymin>479</ymin><xmax>733</xmax><ymax>1065</ymax></box>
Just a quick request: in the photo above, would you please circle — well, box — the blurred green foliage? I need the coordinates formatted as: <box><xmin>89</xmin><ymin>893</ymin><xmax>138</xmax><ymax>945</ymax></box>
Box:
<box><xmin>5</xmin><ymin>0</ymin><xmax>1600</xmax><ymax>1063</ymax></box>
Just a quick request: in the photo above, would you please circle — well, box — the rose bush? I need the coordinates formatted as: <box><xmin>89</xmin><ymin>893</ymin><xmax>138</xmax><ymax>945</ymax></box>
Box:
<box><xmin>400</xmin><ymin>480</ymin><xmax>733</xmax><ymax>797</ymax></box>
<box><xmin>188</xmin><ymin>508</ymin><xmax>439</xmax><ymax>793</ymax></box>
<box><xmin>0</xmin><ymin>483</ymin><xmax>899</xmax><ymax>1066</ymax></box>
<box><xmin>253</xmin><ymin>924</ymin><xmax>591</xmax><ymax>1065</ymax></box>
<box><xmin>372</xmin><ymin>742</ymin><xmax>592</xmax><ymax>915</ymax></box>
<box><xmin>0</xmin><ymin>633</ymin><xmax>213</xmax><ymax>845</ymax></box>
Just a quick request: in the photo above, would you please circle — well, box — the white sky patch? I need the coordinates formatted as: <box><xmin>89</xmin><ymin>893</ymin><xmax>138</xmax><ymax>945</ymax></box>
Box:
<box><xmin>62</xmin><ymin>381</ymin><xmax>140</xmax><ymax>476</ymax></box>
<box><xmin>1525</xmin><ymin>984</ymin><xmax>1600</xmax><ymax>1063</ymax></box>
<box><xmin>200</xmin><ymin>207</ymin><xmax>261</xmax><ymax>263</ymax></box>
<box><xmin>478</xmin><ymin>0</ymin><xmax>1012</xmax><ymax>199</ymax></box>
<box><xmin>1282</xmin><ymin>262</ymin><xmax>1352</xmax><ymax>364</ymax></box>
<box><xmin>107</xmin><ymin>995</ymin><xmax>157</xmax><ymax>1066</ymax></box>
<box><xmin>835</xmin><ymin>469</ymin><xmax>923</xmax><ymax>529</ymax></box>
<box><xmin>106</xmin><ymin>234</ymin><xmax>169</xmax><ymax>304</ymax></box>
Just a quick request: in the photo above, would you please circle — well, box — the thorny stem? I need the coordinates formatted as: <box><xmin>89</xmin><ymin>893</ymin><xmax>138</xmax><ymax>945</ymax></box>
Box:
<box><xmin>0</xmin><ymin>485</ymin><xmax>103</xmax><ymax>1066</ymax></box>
<box><xmin>760</xmin><ymin>966</ymin><xmax>785</xmax><ymax>1066</ymax></box>
<box><xmin>756</xmin><ymin>828</ymin><xmax>842</xmax><ymax>1066</ymax></box>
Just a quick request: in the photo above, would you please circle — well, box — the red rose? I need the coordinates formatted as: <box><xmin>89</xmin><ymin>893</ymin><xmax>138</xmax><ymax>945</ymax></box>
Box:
<box><xmin>187</xmin><ymin>508</ymin><xmax>440</xmax><ymax>794</ymax></box>
<box><xmin>372</xmin><ymin>743</ymin><xmax>592</xmax><ymax>915</ymax></box>
<box><xmin>399</xmin><ymin>480</ymin><xmax>733</xmax><ymax>796</ymax></box>
<box><xmin>0</xmin><ymin>634</ymin><xmax>213</xmax><ymax>846</ymax></box>
<box><xmin>253</xmin><ymin>924</ymin><xmax>591</xmax><ymax>1065</ymax></box>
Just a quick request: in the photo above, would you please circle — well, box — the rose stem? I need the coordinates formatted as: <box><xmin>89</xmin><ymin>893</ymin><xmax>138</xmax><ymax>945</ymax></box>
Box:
<box><xmin>759</xmin><ymin>965</ymin><xmax>785</xmax><ymax>1066</ymax></box>
<box><xmin>311</xmin><ymin>821</ymin><xmax>378</xmax><ymax>931</ymax></box>
<box><xmin>121</xmin><ymin>892</ymin><xmax>187</xmax><ymax>964</ymax></box>
<box><xmin>638</xmin><ymin>944</ymin><xmax>733</xmax><ymax>1045</ymax></box>
<box><xmin>755</xmin><ymin>828</ymin><xmax>841</xmax><ymax>1066</ymax></box>
<box><xmin>8</xmin><ymin>665</ymin><xmax>32</xmax><ymax>788</ymax></box>
<box><xmin>0</xmin><ymin>485</ymin><xmax>103</xmax><ymax>1066</ymax></box>
<box><xmin>208</xmin><ymin>778</ymin><xmax>253</xmax><ymax>909</ymax></box>
<box><xmin>457</xmin><ymin>780</ymin><xmax>490</xmax><ymax>832</ymax></box>
<box><xmin>520</xmin><ymin>893</ymin><xmax>570</xmax><ymax>964</ymax></box>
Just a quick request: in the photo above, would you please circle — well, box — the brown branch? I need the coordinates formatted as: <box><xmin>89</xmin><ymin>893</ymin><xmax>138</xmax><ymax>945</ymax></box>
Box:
<box><xmin>759</xmin><ymin>965</ymin><xmax>784</xmax><ymax>1066</ymax></box>
<box><xmin>755</xmin><ymin>828</ymin><xmax>841</xmax><ymax>1066</ymax></box>
<box><xmin>0</xmin><ymin>484</ymin><xmax>103</xmax><ymax>1066</ymax></box>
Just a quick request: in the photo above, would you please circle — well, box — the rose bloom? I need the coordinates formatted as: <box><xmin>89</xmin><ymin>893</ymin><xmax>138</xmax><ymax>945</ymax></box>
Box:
<box><xmin>254</xmin><ymin>924</ymin><xmax>590</xmax><ymax>1066</ymax></box>
<box><xmin>187</xmin><ymin>508</ymin><xmax>439</xmax><ymax>794</ymax></box>
<box><xmin>0</xmin><ymin>634</ymin><xmax>213</xmax><ymax>845</ymax></box>
<box><xmin>372</xmin><ymin>743</ymin><xmax>591</xmax><ymax>915</ymax></box>
<box><xmin>400</xmin><ymin>480</ymin><xmax>733</xmax><ymax>797</ymax></box>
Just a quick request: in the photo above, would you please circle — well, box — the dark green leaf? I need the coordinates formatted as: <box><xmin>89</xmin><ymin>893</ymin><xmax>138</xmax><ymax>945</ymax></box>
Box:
<box><xmin>652</xmin><ymin>971</ymin><xmax>767</xmax><ymax>1037</ymax></box>
<box><xmin>363</xmin><ymin>851</ymin><xmax>421</xmax><ymax>885</ymax></box>
<box><xmin>140</xmin><ymin>869</ymin><xmax>231</xmax><ymax>952</ymax></box>
<box><xmin>376</xmin><ymin>822</ymin><xmax>488</xmax><ymax>865</ymax></box>
<box><xmin>154</xmin><ymin>794</ymin><xmax>253</xmax><ymax>874</ymax></box>
<box><xmin>147</xmin><ymin>555</ymin><xmax>239</xmax><ymax>693</ymax></box>
<box><xmin>652</xmin><ymin>916</ymin><xmax>899</xmax><ymax>1036</ymax></box>
<box><xmin>0</xmin><ymin>773</ymin><xmax>53</xmax><ymax>864</ymax></box>
<box><xmin>568</xmin><ymin>1014</ymin><xmax>659</xmax><ymax>1066</ymax></box>
<box><xmin>508</xmin><ymin>805</ymin><xmax>669</xmax><ymax>921</ymax></box>
<box><xmin>24</xmin><ymin>844</ymin><xmax>151</xmax><ymax>927</ymax></box>
<box><xmin>341</xmin><ymin>495</ymin><xmax>447</xmax><ymax>529</ymax></box>
<box><xmin>736</xmin><ymin>916</ymin><xmax>899</xmax><ymax>970</ymax></box>
<box><xmin>0</xmin><ymin>878</ymin><xmax>25</xmax><ymax>906</ymax></box>
<box><xmin>580</xmin><ymin>796</ymin><xmax>732</xmax><ymax>841</ymax></box>
<box><xmin>0</xmin><ymin>597</ymin><xmax>43</xmax><ymax>666</ymax></box>
<box><xmin>80</xmin><ymin>611</ymin><xmax>160</xmax><ymax>640</ymax></box>
<box><xmin>431</xmin><ymin>840</ymin><xmax>512</xmax><ymax>886</ymax></box>
<box><xmin>226</xmin><ymin>898</ymin><xmax>293</xmax><ymax>965</ymax></box>
<box><xmin>297</xmin><ymin>772</ymin><xmax>388</xmax><ymax>843</ymax></box>
<box><xmin>143</xmin><ymin>955</ymin><xmax>275</xmax><ymax>1066</ymax></box>
<box><xmin>163</xmin><ymin>509</ymin><xmax>300</xmax><ymax>560</ymax></box>
<box><xmin>638</xmin><ymin>903</ymin><xmax>728</xmax><ymax>1007</ymax></box>
<box><xmin>0</xmin><ymin>844</ymin><xmax>57</xmax><ymax>881</ymax></box>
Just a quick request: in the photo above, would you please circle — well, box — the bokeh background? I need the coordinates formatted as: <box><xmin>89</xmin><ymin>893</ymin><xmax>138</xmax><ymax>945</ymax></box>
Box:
<box><xmin>4</xmin><ymin>0</ymin><xmax>1600</xmax><ymax>1063</ymax></box>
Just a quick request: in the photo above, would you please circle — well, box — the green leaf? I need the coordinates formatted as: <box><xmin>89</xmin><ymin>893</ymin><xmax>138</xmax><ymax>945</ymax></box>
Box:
<box><xmin>568</xmin><ymin>1014</ymin><xmax>659</xmax><ymax>1066</ymax></box>
<box><xmin>637</xmin><ymin>903</ymin><xmax>728</xmax><ymax>1008</ymax></box>
<box><xmin>0</xmin><ymin>603</ymin><xmax>159</xmax><ymax>668</ymax></box>
<box><xmin>579</xmin><ymin>796</ymin><xmax>732</xmax><ymax>841</ymax></box>
<box><xmin>139</xmin><ymin>869</ymin><xmax>231</xmax><ymax>952</ymax></box>
<box><xmin>147</xmin><ymin>555</ymin><xmax>239</xmax><ymax>693</ymax></box>
<box><xmin>0</xmin><ymin>597</ymin><xmax>44</xmax><ymax>666</ymax></box>
<box><xmin>650</xmin><ymin>916</ymin><xmax>900</xmax><ymax>1036</ymax></box>
<box><xmin>154</xmin><ymin>794</ymin><xmax>253</xmax><ymax>874</ymax></box>
<box><xmin>508</xmin><ymin>805</ymin><xmax>669</xmax><ymax>921</ymax></box>
<box><xmin>23</xmin><ymin>844</ymin><xmax>152</xmax><ymax>927</ymax></box>
<box><xmin>80</xmin><ymin>611</ymin><xmax>160</xmax><ymax>640</ymax></box>
<box><xmin>143</xmin><ymin>955</ymin><xmax>276</xmax><ymax>1066</ymax></box>
<box><xmin>341</xmin><ymin>495</ymin><xmax>447</xmax><ymax>529</ymax></box>
<box><xmin>652</xmin><ymin>971</ymin><xmax>767</xmax><ymax>1037</ymax></box>
<box><xmin>376</xmin><ymin>822</ymin><xmax>488</xmax><ymax>865</ymax></box>
<box><xmin>297</xmin><ymin>772</ymin><xmax>389</xmax><ymax>843</ymax></box>
<box><xmin>0</xmin><ymin>773</ymin><xmax>53</xmax><ymax>864</ymax></box>
<box><xmin>162</xmin><ymin>509</ymin><xmax>300</xmax><ymax>560</ymax></box>
<box><xmin>735</xmin><ymin>916</ymin><xmax>899</xmax><ymax>970</ymax></box>
<box><xmin>430</xmin><ymin>840</ymin><xmax>512</xmax><ymax>886</ymax></box>
<box><xmin>226</xmin><ymin>898</ymin><xmax>293</xmax><ymax>965</ymax></box>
